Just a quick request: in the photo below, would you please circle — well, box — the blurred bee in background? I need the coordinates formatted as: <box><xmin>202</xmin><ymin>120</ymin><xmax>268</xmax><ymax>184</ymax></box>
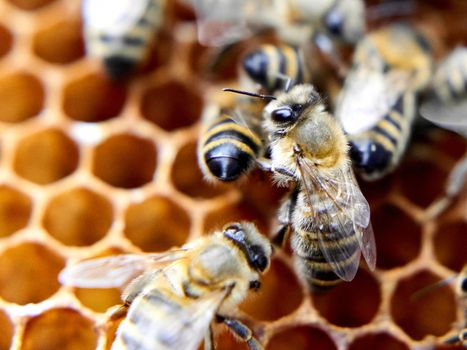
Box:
<box><xmin>335</xmin><ymin>24</ymin><xmax>433</xmax><ymax>181</ymax></box>
<box><xmin>59</xmin><ymin>222</ymin><xmax>272</xmax><ymax>350</ymax></box>
<box><xmin>240</xmin><ymin>43</ymin><xmax>309</xmax><ymax>94</ymax></box>
<box><xmin>198</xmin><ymin>104</ymin><xmax>265</xmax><ymax>183</ymax></box>
<box><xmin>227</xmin><ymin>84</ymin><xmax>376</xmax><ymax>290</ymax></box>
<box><xmin>420</xmin><ymin>47</ymin><xmax>467</xmax><ymax>219</ymax></box>
<box><xmin>82</xmin><ymin>0</ymin><xmax>166</xmax><ymax>80</ymax></box>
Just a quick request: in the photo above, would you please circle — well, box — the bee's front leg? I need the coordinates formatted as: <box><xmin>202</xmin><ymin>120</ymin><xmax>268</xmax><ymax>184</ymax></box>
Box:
<box><xmin>216</xmin><ymin>315</ymin><xmax>263</xmax><ymax>350</ymax></box>
<box><xmin>257</xmin><ymin>157</ymin><xmax>295</xmax><ymax>178</ymax></box>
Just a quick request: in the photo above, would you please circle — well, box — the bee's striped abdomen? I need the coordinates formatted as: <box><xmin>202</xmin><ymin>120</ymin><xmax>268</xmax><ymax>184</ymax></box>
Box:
<box><xmin>84</xmin><ymin>0</ymin><xmax>164</xmax><ymax>80</ymax></box>
<box><xmin>242</xmin><ymin>44</ymin><xmax>306</xmax><ymax>93</ymax></box>
<box><xmin>291</xmin><ymin>192</ymin><xmax>360</xmax><ymax>291</ymax></box>
<box><xmin>349</xmin><ymin>92</ymin><xmax>416</xmax><ymax>180</ymax></box>
<box><xmin>200</xmin><ymin>114</ymin><xmax>262</xmax><ymax>182</ymax></box>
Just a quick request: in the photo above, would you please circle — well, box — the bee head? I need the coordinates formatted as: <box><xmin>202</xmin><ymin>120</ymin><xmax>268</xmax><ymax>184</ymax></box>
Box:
<box><xmin>223</xmin><ymin>222</ymin><xmax>272</xmax><ymax>273</ymax></box>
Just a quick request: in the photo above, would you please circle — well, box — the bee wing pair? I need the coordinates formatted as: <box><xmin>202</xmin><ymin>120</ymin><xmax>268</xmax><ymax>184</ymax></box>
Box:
<box><xmin>419</xmin><ymin>99</ymin><xmax>467</xmax><ymax>138</ymax></box>
<box><xmin>296</xmin><ymin>156</ymin><xmax>376</xmax><ymax>281</ymax></box>
<box><xmin>60</xmin><ymin>250</ymin><xmax>228</xmax><ymax>350</ymax></box>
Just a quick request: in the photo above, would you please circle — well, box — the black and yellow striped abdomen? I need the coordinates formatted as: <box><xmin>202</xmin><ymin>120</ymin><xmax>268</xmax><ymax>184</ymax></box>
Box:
<box><xmin>84</xmin><ymin>0</ymin><xmax>164</xmax><ymax>80</ymax></box>
<box><xmin>199</xmin><ymin>114</ymin><xmax>262</xmax><ymax>182</ymax></box>
<box><xmin>290</xmin><ymin>191</ymin><xmax>360</xmax><ymax>291</ymax></box>
<box><xmin>242</xmin><ymin>44</ymin><xmax>307</xmax><ymax>93</ymax></box>
<box><xmin>349</xmin><ymin>91</ymin><xmax>416</xmax><ymax>181</ymax></box>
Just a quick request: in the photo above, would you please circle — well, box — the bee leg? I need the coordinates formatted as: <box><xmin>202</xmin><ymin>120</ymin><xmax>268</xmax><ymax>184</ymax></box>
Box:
<box><xmin>107</xmin><ymin>302</ymin><xmax>129</xmax><ymax>321</ymax></box>
<box><xmin>272</xmin><ymin>187</ymin><xmax>298</xmax><ymax>247</ymax></box>
<box><xmin>203</xmin><ymin>324</ymin><xmax>215</xmax><ymax>350</ymax></box>
<box><xmin>217</xmin><ymin>316</ymin><xmax>263</xmax><ymax>350</ymax></box>
<box><xmin>257</xmin><ymin>158</ymin><xmax>295</xmax><ymax>178</ymax></box>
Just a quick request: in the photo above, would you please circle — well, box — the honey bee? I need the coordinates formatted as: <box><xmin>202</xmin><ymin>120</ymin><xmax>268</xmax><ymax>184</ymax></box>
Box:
<box><xmin>228</xmin><ymin>84</ymin><xmax>376</xmax><ymax>289</ymax></box>
<box><xmin>420</xmin><ymin>47</ymin><xmax>467</xmax><ymax>219</ymax></box>
<box><xmin>59</xmin><ymin>222</ymin><xmax>272</xmax><ymax>350</ymax></box>
<box><xmin>443</xmin><ymin>265</ymin><xmax>467</xmax><ymax>346</ymax></box>
<box><xmin>82</xmin><ymin>0</ymin><xmax>165</xmax><ymax>80</ymax></box>
<box><xmin>241</xmin><ymin>43</ymin><xmax>309</xmax><ymax>94</ymax></box>
<box><xmin>198</xmin><ymin>104</ymin><xmax>264</xmax><ymax>182</ymax></box>
<box><xmin>335</xmin><ymin>24</ymin><xmax>433</xmax><ymax>181</ymax></box>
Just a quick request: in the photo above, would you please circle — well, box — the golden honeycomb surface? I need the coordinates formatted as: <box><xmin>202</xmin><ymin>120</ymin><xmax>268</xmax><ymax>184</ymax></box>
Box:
<box><xmin>0</xmin><ymin>0</ymin><xmax>465</xmax><ymax>349</ymax></box>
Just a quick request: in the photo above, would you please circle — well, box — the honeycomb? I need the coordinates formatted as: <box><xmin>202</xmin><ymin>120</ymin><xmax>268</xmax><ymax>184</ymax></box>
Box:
<box><xmin>0</xmin><ymin>0</ymin><xmax>465</xmax><ymax>349</ymax></box>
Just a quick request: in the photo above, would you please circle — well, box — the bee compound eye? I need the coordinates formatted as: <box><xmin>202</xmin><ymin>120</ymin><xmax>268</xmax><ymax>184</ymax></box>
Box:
<box><xmin>250</xmin><ymin>245</ymin><xmax>269</xmax><ymax>272</ymax></box>
<box><xmin>324</xmin><ymin>8</ymin><xmax>344</xmax><ymax>36</ymax></box>
<box><xmin>461</xmin><ymin>277</ymin><xmax>467</xmax><ymax>292</ymax></box>
<box><xmin>271</xmin><ymin>107</ymin><xmax>294</xmax><ymax>124</ymax></box>
<box><xmin>224</xmin><ymin>223</ymin><xmax>242</xmax><ymax>234</ymax></box>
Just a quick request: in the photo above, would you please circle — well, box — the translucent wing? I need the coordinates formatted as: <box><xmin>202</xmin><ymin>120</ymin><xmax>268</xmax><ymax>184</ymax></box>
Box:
<box><xmin>192</xmin><ymin>0</ymin><xmax>253</xmax><ymax>46</ymax></box>
<box><xmin>419</xmin><ymin>99</ymin><xmax>467</xmax><ymax>138</ymax></box>
<box><xmin>296</xmin><ymin>156</ymin><xmax>375</xmax><ymax>281</ymax></box>
<box><xmin>112</xmin><ymin>286</ymin><xmax>227</xmax><ymax>350</ymax></box>
<box><xmin>59</xmin><ymin>250</ymin><xmax>188</xmax><ymax>289</ymax></box>
<box><xmin>82</xmin><ymin>0</ymin><xmax>151</xmax><ymax>35</ymax></box>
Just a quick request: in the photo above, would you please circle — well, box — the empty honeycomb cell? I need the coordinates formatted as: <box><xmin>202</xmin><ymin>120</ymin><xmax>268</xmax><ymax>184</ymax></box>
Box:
<box><xmin>171</xmin><ymin>141</ymin><xmax>228</xmax><ymax>198</ymax></box>
<box><xmin>433</xmin><ymin>220</ymin><xmax>467</xmax><ymax>271</ymax></box>
<box><xmin>240</xmin><ymin>258</ymin><xmax>303</xmax><ymax>321</ymax></box>
<box><xmin>391</xmin><ymin>270</ymin><xmax>457</xmax><ymax>341</ymax></box>
<box><xmin>348</xmin><ymin>333</ymin><xmax>409</xmax><ymax>350</ymax></box>
<box><xmin>0</xmin><ymin>309</ymin><xmax>13</xmax><ymax>350</ymax></box>
<box><xmin>139</xmin><ymin>31</ymin><xmax>174</xmax><ymax>75</ymax></box>
<box><xmin>13</xmin><ymin>128</ymin><xmax>79</xmax><ymax>185</ymax></box>
<box><xmin>397</xmin><ymin>158</ymin><xmax>447</xmax><ymax>208</ymax></box>
<box><xmin>211</xmin><ymin>327</ymin><xmax>249</xmax><ymax>350</ymax></box>
<box><xmin>360</xmin><ymin>176</ymin><xmax>395</xmax><ymax>206</ymax></box>
<box><xmin>0</xmin><ymin>242</ymin><xmax>64</xmax><ymax>304</ymax></box>
<box><xmin>0</xmin><ymin>24</ymin><xmax>12</xmax><ymax>59</ymax></box>
<box><xmin>32</xmin><ymin>20</ymin><xmax>84</xmax><ymax>64</ymax></box>
<box><xmin>92</xmin><ymin>134</ymin><xmax>157</xmax><ymax>189</ymax></box>
<box><xmin>372</xmin><ymin>203</ymin><xmax>421</xmax><ymax>270</ymax></box>
<box><xmin>6</xmin><ymin>0</ymin><xmax>57</xmax><ymax>10</ymax></box>
<box><xmin>266</xmin><ymin>326</ymin><xmax>337</xmax><ymax>350</ymax></box>
<box><xmin>0</xmin><ymin>72</ymin><xmax>44</xmax><ymax>123</ymax></box>
<box><xmin>0</xmin><ymin>185</ymin><xmax>32</xmax><ymax>238</ymax></box>
<box><xmin>62</xmin><ymin>73</ymin><xmax>127</xmax><ymax>122</ymax></box>
<box><xmin>431</xmin><ymin>130</ymin><xmax>467</xmax><ymax>160</ymax></box>
<box><xmin>140</xmin><ymin>80</ymin><xmax>202</xmax><ymax>131</ymax></box>
<box><xmin>312</xmin><ymin>269</ymin><xmax>381</xmax><ymax>327</ymax></box>
<box><xmin>74</xmin><ymin>288</ymin><xmax>122</xmax><ymax>313</ymax></box>
<box><xmin>124</xmin><ymin>195</ymin><xmax>190</xmax><ymax>252</ymax></box>
<box><xmin>21</xmin><ymin>308</ymin><xmax>97</xmax><ymax>350</ymax></box>
<box><xmin>42</xmin><ymin>187</ymin><xmax>113</xmax><ymax>247</ymax></box>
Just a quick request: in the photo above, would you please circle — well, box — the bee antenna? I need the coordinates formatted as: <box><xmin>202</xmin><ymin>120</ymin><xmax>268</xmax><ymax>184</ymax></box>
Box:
<box><xmin>223</xmin><ymin>88</ymin><xmax>276</xmax><ymax>100</ymax></box>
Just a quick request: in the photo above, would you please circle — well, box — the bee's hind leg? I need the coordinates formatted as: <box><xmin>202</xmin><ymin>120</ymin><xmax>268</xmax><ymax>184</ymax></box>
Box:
<box><xmin>216</xmin><ymin>316</ymin><xmax>263</xmax><ymax>350</ymax></box>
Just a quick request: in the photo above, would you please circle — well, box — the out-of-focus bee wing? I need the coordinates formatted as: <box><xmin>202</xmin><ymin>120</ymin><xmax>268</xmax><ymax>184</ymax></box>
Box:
<box><xmin>122</xmin><ymin>288</ymin><xmax>227</xmax><ymax>350</ymax></box>
<box><xmin>419</xmin><ymin>99</ymin><xmax>467</xmax><ymax>138</ymax></box>
<box><xmin>296</xmin><ymin>157</ymin><xmax>376</xmax><ymax>281</ymax></box>
<box><xmin>192</xmin><ymin>0</ymin><xmax>253</xmax><ymax>46</ymax></box>
<box><xmin>59</xmin><ymin>250</ymin><xmax>188</xmax><ymax>289</ymax></box>
<box><xmin>82</xmin><ymin>0</ymin><xmax>150</xmax><ymax>36</ymax></box>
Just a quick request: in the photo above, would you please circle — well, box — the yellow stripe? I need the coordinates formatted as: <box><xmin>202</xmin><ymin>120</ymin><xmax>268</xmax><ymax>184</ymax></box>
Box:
<box><xmin>378</xmin><ymin>119</ymin><xmax>400</xmax><ymax>140</ymax></box>
<box><xmin>367</xmin><ymin>132</ymin><xmax>396</xmax><ymax>152</ymax></box>
<box><xmin>203</xmin><ymin>122</ymin><xmax>261</xmax><ymax>146</ymax></box>
<box><xmin>203</xmin><ymin>139</ymin><xmax>256</xmax><ymax>157</ymax></box>
<box><xmin>304</xmin><ymin>249</ymin><xmax>360</xmax><ymax>271</ymax></box>
<box><xmin>263</xmin><ymin>45</ymin><xmax>278</xmax><ymax>88</ymax></box>
<box><xmin>282</xmin><ymin>45</ymin><xmax>298</xmax><ymax>80</ymax></box>
<box><xmin>388</xmin><ymin>110</ymin><xmax>402</xmax><ymax>125</ymax></box>
<box><xmin>310</xmin><ymin>278</ymin><xmax>341</xmax><ymax>287</ymax></box>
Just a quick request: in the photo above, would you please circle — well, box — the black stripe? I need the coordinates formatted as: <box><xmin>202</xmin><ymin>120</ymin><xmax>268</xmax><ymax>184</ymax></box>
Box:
<box><xmin>208</xmin><ymin>117</ymin><xmax>235</xmax><ymax>130</ymax></box>
<box><xmin>273</xmin><ymin>47</ymin><xmax>286</xmax><ymax>91</ymax></box>
<box><xmin>384</xmin><ymin>112</ymin><xmax>402</xmax><ymax>131</ymax></box>
<box><xmin>204</xmin><ymin>128</ymin><xmax>260</xmax><ymax>155</ymax></box>
<box><xmin>99</xmin><ymin>34</ymin><xmax>145</xmax><ymax>47</ymax></box>
<box><xmin>205</xmin><ymin>143</ymin><xmax>253</xmax><ymax>163</ymax></box>
<box><xmin>392</xmin><ymin>96</ymin><xmax>404</xmax><ymax>114</ymax></box>
<box><xmin>373</xmin><ymin>125</ymin><xmax>397</xmax><ymax>145</ymax></box>
<box><xmin>295</xmin><ymin>47</ymin><xmax>303</xmax><ymax>84</ymax></box>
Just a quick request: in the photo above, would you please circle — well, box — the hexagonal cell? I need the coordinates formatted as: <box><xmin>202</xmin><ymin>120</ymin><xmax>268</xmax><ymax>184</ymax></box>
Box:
<box><xmin>312</xmin><ymin>269</ymin><xmax>381</xmax><ymax>327</ymax></box>
<box><xmin>171</xmin><ymin>141</ymin><xmax>228</xmax><ymax>199</ymax></box>
<box><xmin>391</xmin><ymin>270</ymin><xmax>457</xmax><ymax>341</ymax></box>
<box><xmin>372</xmin><ymin>203</ymin><xmax>422</xmax><ymax>270</ymax></box>
<box><xmin>21</xmin><ymin>308</ymin><xmax>97</xmax><ymax>350</ymax></box>
<box><xmin>13</xmin><ymin>128</ymin><xmax>79</xmax><ymax>185</ymax></box>
<box><xmin>0</xmin><ymin>72</ymin><xmax>44</xmax><ymax>123</ymax></box>
<box><xmin>266</xmin><ymin>326</ymin><xmax>337</xmax><ymax>350</ymax></box>
<box><xmin>0</xmin><ymin>309</ymin><xmax>13</xmax><ymax>350</ymax></box>
<box><xmin>32</xmin><ymin>20</ymin><xmax>84</xmax><ymax>64</ymax></box>
<box><xmin>74</xmin><ymin>288</ymin><xmax>122</xmax><ymax>314</ymax></box>
<box><xmin>124</xmin><ymin>195</ymin><xmax>190</xmax><ymax>252</ymax></box>
<box><xmin>62</xmin><ymin>73</ymin><xmax>127</xmax><ymax>122</ymax></box>
<box><xmin>396</xmin><ymin>158</ymin><xmax>447</xmax><ymax>208</ymax></box>
<box><xmin>0</xmin><ymin>185</ymin><xmax>32</xmax><ymax>238</ymax></box>
<box><xmin>348</xmin><ymin>333</ymin><xmax>409</xmax><ymax>350</ymax></box>
<box><xmin>0</xmin><ymin>242</ymin><xmax>64</xmax><ymax>304</ymax></box>
<box><xmin>42</xmin><ymin>187</ymin><xmax>113</xmax><ymax>247</ymax></box>
<box><xmin>92</xmin><ymin>134</ymin><xmax>157</xmax><ymax>189</ymax></box>
<box><xmin>240</xmin><ymin>258</ymin><xmax>303</xmax><ymax>321</ymax></box>
<box><xmin>0</xmin><ymin>24</ymin><xmax>13</xmax><ymax>59</ymax></box>
<box><xmin>433</xmin><ymin>221</ymin><xmax>467</xmax><ymax>271</ymax></box>
<box><xmin>140</xmin><ymin>81</ymin><xmax>202</xmax><ymax>131</ymax></box>
<box><xmin>212</xmin><ymin>328</ymin><xmax>249</xmax><ymax>350</ymax></box>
